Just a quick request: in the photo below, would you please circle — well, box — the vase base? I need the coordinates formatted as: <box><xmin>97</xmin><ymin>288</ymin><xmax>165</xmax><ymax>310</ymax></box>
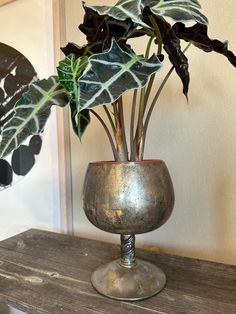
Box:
<box><xmin>91</xmin><ymin>258</ymin><xmax>166</xmax><ymax>301</ymax></box>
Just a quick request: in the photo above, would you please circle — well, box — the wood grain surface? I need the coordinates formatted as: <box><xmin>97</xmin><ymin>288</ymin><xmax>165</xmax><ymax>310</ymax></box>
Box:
<box><xmin>0</xmin><ymin>229</ymin><xmax>235</xmax><ymax>313</ymax></box>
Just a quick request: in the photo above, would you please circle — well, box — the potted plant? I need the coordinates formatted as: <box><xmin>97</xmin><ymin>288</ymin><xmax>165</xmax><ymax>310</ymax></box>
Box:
<box><xmin>0</xmin><ymin>0</ymin><xmax>235</xmax><ymax>301</ymax></box>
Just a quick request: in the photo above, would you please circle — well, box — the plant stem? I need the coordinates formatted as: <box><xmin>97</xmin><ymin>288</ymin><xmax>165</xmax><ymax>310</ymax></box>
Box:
<box><xmin>130</xmin><ymin>89</ymin><xmax>138</xmax><ymax>161</ymax></box>
<box><xmin>131</xmin><ymin>35</ymin><xmax>156</xmax><ymax>161</ymax></box>
<box><xmin>113</xmin><ymin>101</ymin><xmax>119</xmax><ymax>127</ymax></box>
<box><xmin>145</xmin><ymin>36</ymin><xmax>154</xmax><ymax>59</ymax></box>
<box><xmin>90</xmin><ymin>109</ymin><xmax>120</xmax><ymax>161</ymax></box>
<box><xmin>116</xmin><ymin>96</ymin><xmax>129</xmax><ymax>161</ymax></box>
<box><xmin>142</xmin><ymin>35</ymin><xmax>158</xmax><ymax>114</ymax></box>
<box><xmin>148</xmin><ymin>15</ymin><xmax>162</xmax><ymax>55</ymax></box>
<box><xmin>133</xmin><ymin>88</ymin><xmax>145</xmax><ymax>161</ymax></box>
<box><xmin>103</xmin><ymin>105</ymin><xmax>116</xmax><ymax>134</ymax></box>
<box><xmin>128</xmin><ymin>27</ymin><xmax>155</xmax><ymax>39</ymax></box>
<box><xmin>144</xmin><ymin>73</ymin><xmax>156</xmax><ymax>112</ymax></box>
<box><xmin>142</xmin><ymin>66</ymin><xmax>175</xmax><ymax>158</ymax></box>
<box><xmin>141</xmin><ymin>42</ymin><xmax>192</xmax><ymax>159</ymax></box>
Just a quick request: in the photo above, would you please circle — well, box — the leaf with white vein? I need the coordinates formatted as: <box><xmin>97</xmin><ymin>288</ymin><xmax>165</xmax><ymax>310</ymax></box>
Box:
<box><xmin>78</xmin><ymin>39</ymin><xmax>162</xmax><ymax>111</ymax></box>
<box><xmin>84</xmin><ymin>0</ymin><xmax>208</xmax><ymax>28</ymax></box>
<box><xmin>0</xmin><ymin>76</ymin><xmax>68</xmax><ymax>158</ymax></box>
<box><xmin>84</xmin><ymin>0</ymin><xmax>146</xmax><ymax>26</ymax></box>
<box><xmin>143</xmin><ymin>0</ymin><xmax>208</xmax><ymax>24</ymax></box>
<box><xmin>57</xmin><ymin>54</ymin><xmax>90</xmax><ymax>139</ymax></box>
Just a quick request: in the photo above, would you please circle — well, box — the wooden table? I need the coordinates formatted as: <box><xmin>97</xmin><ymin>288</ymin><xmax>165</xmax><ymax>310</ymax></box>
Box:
<box><xmin>0</xmin><ymin>229</ymin><xmax>235</xmax><ymax>314</ymax></box>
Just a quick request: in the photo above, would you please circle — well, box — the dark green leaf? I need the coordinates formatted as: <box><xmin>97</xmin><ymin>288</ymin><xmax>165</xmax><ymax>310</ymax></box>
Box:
<box><xmin>84</xmin><ymin>0</ymin><xmax>145</xmax><ymax>26</ymax></box>
<box><xmin>143</xmin><ymin>0</ymin><xmax>208</xmax><ymax>25</ymax></box>
<box><xmin>78</xmin><ymin>39</ymin><xmax>162</xmax><ymax>111</ymax></box>
<box><xmin>57</xmin><ymin>54</ymin><xmax>90</xmax><ymax>139</ymax></box>
<box><xmin>0</xmin><ymin>76</ymin><xmax>68</xmax><ymax>158</ymax></box>
<box><xmin>84</xmin><ymin>0</ymin><xmax>208</xmax><ymax>27</ymax></box>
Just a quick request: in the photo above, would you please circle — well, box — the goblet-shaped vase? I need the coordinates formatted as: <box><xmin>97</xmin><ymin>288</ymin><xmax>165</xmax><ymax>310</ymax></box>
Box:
<box><xmin>83</xmin><ymin>160</ymin><xmax>174</xmax><ymax>301</ymax></box>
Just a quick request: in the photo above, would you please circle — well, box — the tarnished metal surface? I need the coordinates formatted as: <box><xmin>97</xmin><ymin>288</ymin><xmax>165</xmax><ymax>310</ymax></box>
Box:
<box><xmin>83</xmin><ymin>161</ymin><xmax>174</xmax><ymax>300</ymax></box>
<box><xmin>91</xmin><ymin>258</ymin><xmax>166</xmax><ymax>301</ymax></box>
<box><xmin>120</xmin><ymin>234</ymin><xmax>136</xmax><ymax>268</ymax></box>
<box><xmin>83</xmin><ymin>160</ymin><xmax>175</xmax><ymax>234</ymax></box>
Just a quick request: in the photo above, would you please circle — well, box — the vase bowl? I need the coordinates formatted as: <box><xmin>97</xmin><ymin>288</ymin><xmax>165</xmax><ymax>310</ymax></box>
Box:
<box><xmin>83</xmin><ymin>160</ymin><xmax>175</xmax><ymax>235</ymax></box>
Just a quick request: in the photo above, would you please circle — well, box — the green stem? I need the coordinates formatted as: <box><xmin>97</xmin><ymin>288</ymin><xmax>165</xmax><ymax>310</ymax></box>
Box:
<box><xmin>117</xmin><ymin>96</ymin><xmax>129</xmax><ymax>161</ymax></box>
<box><xmin>130</xmin><ymin>89</ymin><xmax>138</xmax><ymax>161</ymax></box>
<box><xmin>144</xmin><ymin>73</ymin><xmax>156</xmax><ymax>112</ymax></box>
<box><xmin>137</xmin><ymin>88</ymin><xmax>146</xmax><ymax>127</ymax></box>
<box><xmin>141</xmin><ymin>42</ymin><xmax>192</xmax><ymax>159</ymax></box>
<box><xmin>145</xmin><ymin>36</ymin><xmax>154</xmax><ymax>59</ymax></box>
<box><xmin>142</xmin><ymin>66</ymin><xmax>175</xmax><ymax>152</ymax></box>
<box><xmin>90</xmin><ymin>109</ymin><xmax>120</xmax><ymax>161</ymax></box>
<box><xmin>103</xmin><ymin>105</ymin><xmax>116</xmax><ymax>134</ymax></box>
<box><xmin>132</xmin><ymin>35</ymin><xmax>156</xmax><ymax>160</ymax></box>
<box><xmin>113</xmin><ymin>101</ymin><xmax>119</xmax><ymax>127</ymax></box>
<box><xmin>148</xmin><ymin>15</ymin><xmax>162</xmax><ymax>55</ymax></box>
<box><xmin>133</xmin><ymin>88</ymin><xmax>145</xmax><ymax>160</ymax></box>
<box><xmin>128</xmin><ymin>27</ymin><xmax>155</xmax><ymax>39</ymax></box>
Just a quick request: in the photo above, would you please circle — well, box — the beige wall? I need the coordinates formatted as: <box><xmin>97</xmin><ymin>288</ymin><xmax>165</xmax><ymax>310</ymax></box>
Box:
<box><xmin>0</xmin><ymin>1</ymin><xmax>60</xmax><ymax>313</ymax></box>
<box><xmin>0</xmin><ymin>0</ymin><xmax>61</xmax><ymax>240</ymax></box>
<box><xmin>66</xmin><ymin>0</ymin><xmax>236</xmax><ymax>265</ymax></box>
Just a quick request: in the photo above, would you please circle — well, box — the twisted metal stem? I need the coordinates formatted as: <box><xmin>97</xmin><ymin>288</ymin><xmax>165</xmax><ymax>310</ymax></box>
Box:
<box><xmin>120</xmin><ymin>234</ymin><xmax>136</xmax><ymax>268</ymax></box>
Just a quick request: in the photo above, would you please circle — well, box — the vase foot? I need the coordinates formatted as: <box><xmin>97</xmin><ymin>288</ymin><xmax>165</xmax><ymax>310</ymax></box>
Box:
<box><xmin>91</xmin><ymin>258</ymin><xmax>166</xmax><ymax>301</ymax></box>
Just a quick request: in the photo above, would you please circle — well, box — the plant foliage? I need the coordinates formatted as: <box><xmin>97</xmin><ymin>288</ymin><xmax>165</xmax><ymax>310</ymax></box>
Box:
<box><xmin>0</xmin><ymin>0</ymin><xmax>236</xmax><ymax>162</ymax></box>
<box><xmin>77</xmin><ymin>39</ymin><xmax>162</xmax><ymax>110</ymax></box>
<box><xmin>57</xmin><ymin>54</ymin><xmax>90</xmax><ymax>139</ymax></box>
<box><xmin>0</xmin><ymin>77</ymin><xmax>68</xmax><ymax>158</ymax></box>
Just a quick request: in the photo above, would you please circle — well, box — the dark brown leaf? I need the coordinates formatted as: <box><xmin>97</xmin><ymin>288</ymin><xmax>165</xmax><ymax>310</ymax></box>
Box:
<box><xmin>143</xmin><ymin>8</ymin><xmax>189</xmax><ymax>97</ymax></box>
<box><xmin>79</xmin><ymin>4</ymin><xmax>136</xmax><ymax>44</ymax></box>
<box><xmin>79</xmin><ymin>6</ymin><xmax>106</xmax><ymax>43</ymax></box>
<box><xmin>61</xmin><ymin>42</ymin><xmax>103</xmax><ymax>58</ymax></box>
<box><xmin>173</xmin><ymin>23</ymin><xmax>236</xmax><ymax>67</ymax></box>
<box><xmin>62</xmin><ymin>4</ymin><xmax>137</xmax><ymax>58</ymax></box>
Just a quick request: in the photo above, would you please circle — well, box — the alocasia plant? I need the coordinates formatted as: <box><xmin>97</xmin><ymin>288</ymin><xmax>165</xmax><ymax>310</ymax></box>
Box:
<box><xmin>0</xmin><ymin>0</ymin><xmax>236</xmax><ymax>162</ymax></box>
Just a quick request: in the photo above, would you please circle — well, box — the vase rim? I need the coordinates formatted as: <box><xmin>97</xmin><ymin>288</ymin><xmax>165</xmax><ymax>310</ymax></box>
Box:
<box><xmin>89</xmin><ymin>159</ymin><xmax>163</xmax><ymax>165</ymax></box>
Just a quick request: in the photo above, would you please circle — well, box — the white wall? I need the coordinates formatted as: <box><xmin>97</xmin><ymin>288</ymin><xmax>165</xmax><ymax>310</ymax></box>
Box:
<box><xmin>66</xmin><ymin>0</ymin><xmax>236</xmax><ymax>265</ymax></box>
<box><xmin>0</xmin><ymin>0</ymin><xmax>61</xmax><ymax>239</ymax></box>
<box><xmin>0</xmin><ymin>2</ymin><xmax>60</xmax><ymax>312</ymax></box>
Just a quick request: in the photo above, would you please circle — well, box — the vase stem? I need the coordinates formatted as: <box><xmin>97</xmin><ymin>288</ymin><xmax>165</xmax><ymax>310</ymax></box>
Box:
<box><xmin>120</xmin><ymin>234</ymin><xmax>136</xmax><ymax>268</ymax></box>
